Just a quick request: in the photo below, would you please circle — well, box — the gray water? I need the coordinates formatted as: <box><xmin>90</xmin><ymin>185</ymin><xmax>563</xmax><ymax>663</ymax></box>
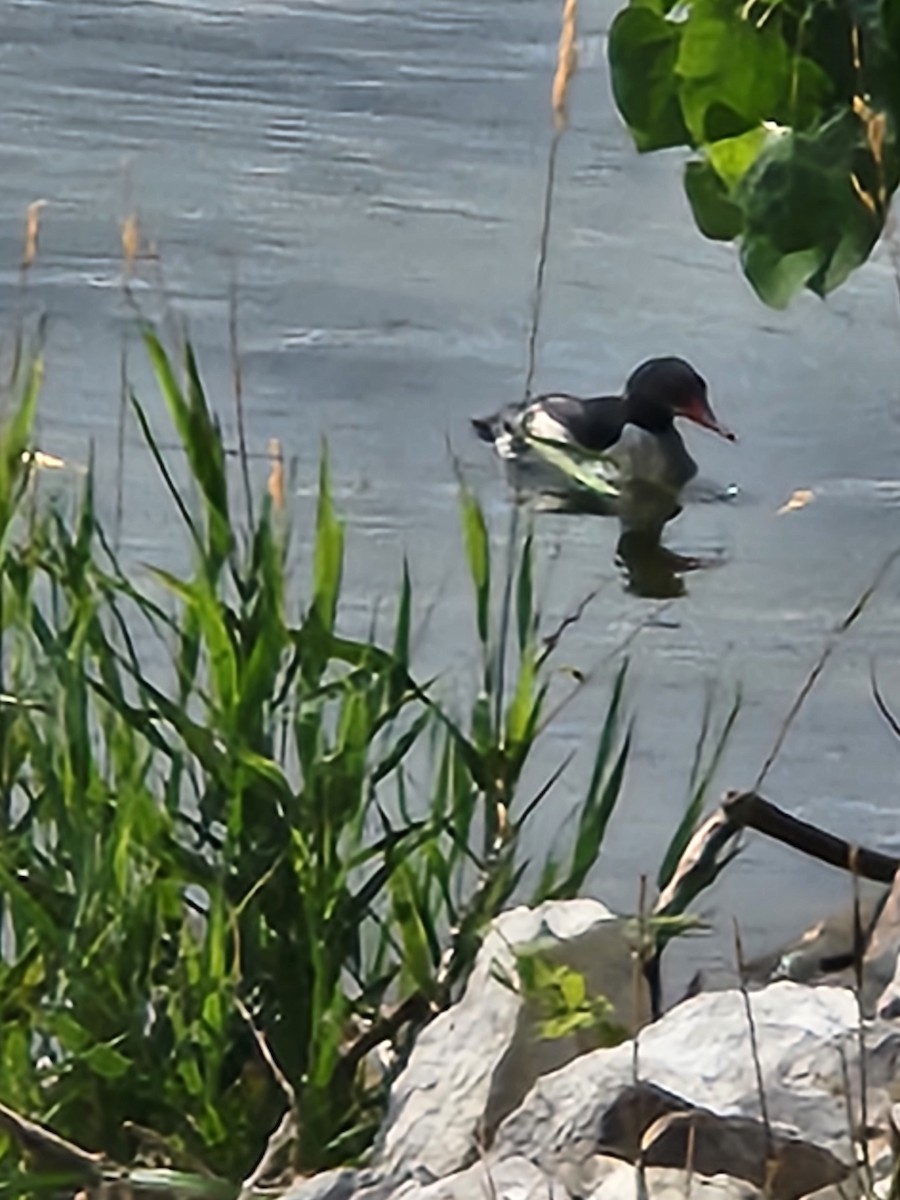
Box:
<box><xmin>5</xmin><ymin>0</ymin><xmax>900</xmax><ymax>990</ymax></box>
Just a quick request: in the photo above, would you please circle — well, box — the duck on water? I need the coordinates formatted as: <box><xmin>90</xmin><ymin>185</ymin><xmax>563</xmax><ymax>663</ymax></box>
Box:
<box><xmin>471</xmin><ymin>356</ymin><xmax>735</xmax><ymax>518</ymax></box>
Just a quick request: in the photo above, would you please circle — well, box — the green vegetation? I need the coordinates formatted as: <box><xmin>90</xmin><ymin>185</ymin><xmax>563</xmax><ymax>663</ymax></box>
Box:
<box><xmin>0</xmin><ymin>321</ymin><xmax>675</xmax><ymax>1192</ymax></box>
<box><xmin>608</xmin><ymin>0</ymin><xmax>900</xmax><ymax>306</ymax></box>
<box><xmin>0</xmin><ymin>308</ymin><xmax>739</xmax><ymax>1193</ymax></box>
<box><xmin>505</xmin><ymin>952</ymin><xmax>630</xmax><ymax>1045</ymax></box>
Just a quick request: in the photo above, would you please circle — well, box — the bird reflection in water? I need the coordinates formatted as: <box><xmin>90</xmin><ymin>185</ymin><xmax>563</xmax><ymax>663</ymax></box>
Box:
<box><xmin>531</xmin><ymin>479</ymin><xmax>723</xmax><ymax>599</ymax></box>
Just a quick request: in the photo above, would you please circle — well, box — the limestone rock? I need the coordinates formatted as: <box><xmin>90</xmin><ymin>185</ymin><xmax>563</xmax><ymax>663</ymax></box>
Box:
<box><xmin>374</xmin><ymin>899</ymin><xmax>642</xmax><ymax>1179</ymax></box>
<box><xmin>641</xmin><ymin>1109</ymin><xmax>847</xmax><ymax>1200</ymax></box>
<box><xmin>589</xmin><ymin>1164</ymin><xmax>762</xmax><ymax>1200</ymax></box>
<box><xmin>495</xmin><ymin>983</ymin><xmax>900</xmax><ymax>1169</ymax></box>
<box><xmin>387</xmin><ymin>1155</ymin><xmax>570</xmax><ymax>1199</ymax></box>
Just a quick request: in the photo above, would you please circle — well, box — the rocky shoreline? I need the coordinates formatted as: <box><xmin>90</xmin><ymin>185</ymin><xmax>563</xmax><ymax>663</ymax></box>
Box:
<box><xmin>285</xmin><ymin>898</ymin><xmax>900</xmax><ymax>1200</ymax></box>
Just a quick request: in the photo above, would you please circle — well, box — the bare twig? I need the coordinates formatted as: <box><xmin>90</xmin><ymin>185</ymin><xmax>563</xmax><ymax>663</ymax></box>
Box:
<box><xmin>516</xmin><ymin>748</ymin><xmax>577</xmax><ymax>829</ymax></box>
<box><xmin>838</xmin><ymin>1047</ymin><xmax>865</xmax><ymax>1198</ymax></box>
<box><xmin>733</xmin><ymin>922</ymin><xmax>773</xmax><ymax>1171</ymax></box>
<box><xmin>536</xmin><ymin>586</ymin><xmax>602</xmax><ymax>667</ymax></box>
<box><xmin>651</xmin><ymin>790</ymin><xmax>900</xmax><ymax>1016</ymax></box>
<box><xmin>870</xmin><ymin>657</ymin><xmax>900</xmax><ymax>742</ymax></box>
<box><xmin>337</xmin><ymin>992</ymin><xmax>433</xmax><ymax>1083</ymax></box>
<box><xmin>552</xmin><ymin>0</ymin><xmax>578</xmax><ymax>131</ymax></box>
<box><xmin>634</xmin><ymin>874</ymin><xmax>649</xmax><ymax>1032</ymax></box>
<box><xmin>235</xmin><ymin>995</ymin><xmax>295</xmax><ymax>1107</ymax></box>
<box><xmin>538</xmin><ymin>598</ymin><xmax>670</xmax><ymax>737</ymax></box>
<box><xmin>238</xmin><ymin>1107</ymin><xmax>299</xmax><ymax>1200</ymax></box>
<box><xmin>267</xmin><ymin>438</ymin><xmax>285</xmax><ymax>513</ymax></box>
<box><xmin>723</xmin><ymin>792</ymin><xmax>899</xmax><ymax>882</ymax></box>
<box><xmin>524</xmin><ymin>131</ymin><xmax>561</xmax><ymax>404</ymax></box>
<box><xmin>654</xmin><ymin>805</ymin><xmax>740</xmax><ymax>920</ymax></box>
<box><xmin>633</xmin><ymin>877</ymin><xmax>647</xmax><ymax>1199</ymax></box>
<box><xmin>21</xmin><ymin>200</ymin><xmax>46</xmax><ymax>276</ymax></box>
<box><xmin>115</xmin><ymin>211</ymin><xmax>137</xmax><ymax>551</ymax></box>
<box><xmin>235</xmin><ymin>996</ymin><xmax>299</xmax><ymax>1198</ymax></box>
<box><xmin>850</xmin><ymin>850</ymin><xmax>873</xmax><ymax>1192</ymax></box>
<box><xmin>656</xmin><ymin>790</ymin><xmax>900</xmax><ymax>928</ymax></box>
<box><xmin>229</xmin><ymin>270</ymin><xmax>255</xmax><ymax>529</ymax></box>
<box><xmin>685</xmin><ymin>1118</ymin><xmax>696</xmax><ymax>1199</ymax></box>
<box><xmin>754</xmin><ymin>545</ymin><xmax>900</xmax><ymax>791</ymax></box>
<box><xmin>524</xmin><ymin>0</ymin><xmax>578</xmax><ymax>402</ymax></box>
<box><xmin>0</xmin><ymin>1100</ymin><xmax>105</xmax><ymax>1180</ymax></box>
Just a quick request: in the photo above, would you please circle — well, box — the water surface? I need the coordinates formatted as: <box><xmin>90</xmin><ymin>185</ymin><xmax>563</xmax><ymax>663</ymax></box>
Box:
<box><xmin>5</xmin><ymin>0</ymin><xmax>900</xmax><ymax>989</ymax></box>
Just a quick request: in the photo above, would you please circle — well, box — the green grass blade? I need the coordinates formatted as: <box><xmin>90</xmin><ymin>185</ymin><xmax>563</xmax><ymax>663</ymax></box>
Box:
<box><xmin>560</xmin><ymin>730</ymin><xmax>631</xmax><ymax>898</ymax></box>
<box><xmin>657</xmin><ymin>688</ymin><xmax>742</xmax><ymax>891</ymax></box>
<box><xmin>0</xmin><ymin>350</ymin><xmax>42</xmax><ymax>540</ymax></box>
<box><xmin>130</xmin><ymin>391</ymin><xmax>202</xmax><ymax>552</ymax></box>
<box><xmin>312</xmin><ymin>447</ymin><xmax>344</xmax><ymax>636</ymax></box>
<box><xmin>390</xmin><ymin>861</ymin><xmax>435</xmax><ymax>996</ymax></box>
<box><xmin>142</xmin><ymin>329</ymin><xmax>232</xmax><ymax>570</ymax></box>
<box><xmin>545</xmin><ymin>662</ymin><xmax>630</xmax><ymax>899</ymax></box>
<box><xmin>516</xmin><ymin>531</ymin><xmax>534</xmax><ymax>653</ymax></box>
<box><xmin>149</xmin><ymin>568</ymin><xmax>238</xmax><ymax>718</ymax></box>
<box><xmin>393</xmin><ymin>557</ymin><xmax>412</xmax><ymax>668</ymax></box>
<box><xmin>458</xmin><ymin>483</ymin><xmax>490</xmax><ymax>647</ymax></box>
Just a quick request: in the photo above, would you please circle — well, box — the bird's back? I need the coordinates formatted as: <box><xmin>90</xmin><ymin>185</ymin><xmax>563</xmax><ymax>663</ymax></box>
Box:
<box><xmin>525</xmin><ymin>393</ymin><xmax>624</xmax><ymax>452</ymax></box>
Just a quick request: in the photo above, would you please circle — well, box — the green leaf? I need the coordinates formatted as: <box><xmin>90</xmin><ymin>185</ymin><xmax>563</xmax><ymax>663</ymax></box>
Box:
<box><xmin>393</xmin><ymin>558</ymin><xmax>412</xmax><ymax>669</ymax></box>
<box><xmin>738</xmin><ymin>112</ymin><xmax>889</xmax><ymax>306</ymax></box>
<box><xmin>657</xmin><ymin>689</ymin><xmax>741</xmax><ymax>891</ymax></box>
<box><xmin>706</xmin><ymin>127</ymin><xmax>772</xmax><ymax>190</ymax></box>
<box><xmin>0</xmin><ymin>351</ymin><xmax>42</xmax><ymax>541</ymax></box>
<box><xmin>370</xmin><ymin>710</ymin><xmax>431</xmax><ymax>785</ymax></box>
<box><xmin>143</xmin><ymin>330</ymin><xmax>232</xmax><ymax>572</ymax></box>
<box><xmin>684</xmin><ymin>159</ymin><xmax>744</xmax><ymax>240</ymax></box>
<box><xmin>609</xmin><ymin>7</ymin><xmax>691</xmax><ymax>151</ymax></box>
<box><xmin>516</xmin><ymin>534</ymin><xmax>534</xmax><ymax>654</ymax></box>
<box><xmin>887</xmin><ymin>0</ymin><xmax>900</xmax><ymax>55</ymax></box>
<box><xmin>676</xmin><ymin>12</ymin><xmax>790</xmax><ymax>145</ymax></box>
<box><xmin>81</xmin><ymin>1039</ymin><xmax>132</xmax><ymax>1080</ymax></box>
<box><xmin>547</xmin><ymin>662</ymin><xmax>630</xmax><ymax>899</ymax></box>
<box><xmin>150</xmin><ymin>569</ymin><xmax>238</xmax><ymax>717</ymax></box>
<box><xmin>459</xmin><ymin>484</ymin><xmax>490</xmax><ymax>646</ymax></box>
<box><xmin>390</xmin><ymin>862</ymin><xmax>434</xmax><ymax>995</ymax></box>
<box><xmin>313</xmin><ymin>448</ymin><xmax>345</xmax><ymax>636</ymax></box>
<box><xmin>741</xmin><ymin>239</ymin><xmax>825</xmax><ymax>308</ymax></box>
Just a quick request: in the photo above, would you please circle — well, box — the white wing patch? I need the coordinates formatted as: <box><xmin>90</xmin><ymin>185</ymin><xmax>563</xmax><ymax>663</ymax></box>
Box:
<box><xmin>523</xmin><ymin>406</ymin><xmax>575</xmax><ymax>446</ymax></box>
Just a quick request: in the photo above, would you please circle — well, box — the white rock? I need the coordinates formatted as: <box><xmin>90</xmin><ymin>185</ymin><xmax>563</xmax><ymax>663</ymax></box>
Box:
<box><xmin>374</xmin><ymin>899</ymin><xmax>642</xmax><ymax>1179</ymax></box>
<box><xmin>590</xmin><ymin>1165</ymin><xmax>761</xmax><ymax>1200</ymax></box>
<box><xmin>495</xmin><ymin>983</ymin><xmax>900</xmax><ymax>1168</ymax></box>
<box><xmin>388</xmin><ymin>1155</ymin><xmax>570</xmax><ymax>1199</ymax></box>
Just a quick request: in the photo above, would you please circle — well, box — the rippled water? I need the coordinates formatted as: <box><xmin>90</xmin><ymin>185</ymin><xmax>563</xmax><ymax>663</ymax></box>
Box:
<box><xmin>6</xmin><ymin>0</ymin><xmax>900</xmax><ymax>987</ymax></box>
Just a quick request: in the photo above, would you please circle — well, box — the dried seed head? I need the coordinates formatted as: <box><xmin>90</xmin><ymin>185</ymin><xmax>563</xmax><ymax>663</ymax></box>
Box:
<box><xmin>122</xmin><ymin>212</ymin><xmax>141</xmax><ymax>273</ymax></box>
<box><xmin>267</xmin><ymin>438</ymin><xmax>285</xmax><ymax>512</ymax></box>
<box><xmin>869</xmin><ymin>111</ymin><xmax>887</xmax><ymax>166</ymax></box>
<box><xmin>552</xmin><ymin>0</ymin><xmax>578</xmax><ymax>132</ymax></box>
<box><xmin>851</xmin><ymin>172</ymin><xmax>878</xmax><ymax>215</ymax></box>
<box><xmin>22</xmin><ymin>200</ymin><xmax>46</xmax><ymax>270</ymax></box>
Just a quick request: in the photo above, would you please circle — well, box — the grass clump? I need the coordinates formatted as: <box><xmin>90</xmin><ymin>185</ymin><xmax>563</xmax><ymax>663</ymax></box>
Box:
<box><xmin>0</xmin><ymin>322</ymin><xmax>644</xmax><ymax>1191</ymax></box>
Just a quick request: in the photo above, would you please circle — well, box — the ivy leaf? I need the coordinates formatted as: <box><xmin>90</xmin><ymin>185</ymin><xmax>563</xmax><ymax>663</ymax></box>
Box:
<box><xmin>739</xmin><ymin>112</ymin><xmax>887</xmax><ymax>306</ymax></box>
<box><xmin>609</xmin><ymin>7</ymin><xmax>691</xmax><ymax>150</ymax></box>
<box><xmin>684</xmin><ymin>159</ymin><xmax>744</xmax><ymax>240</ymax></box>
<box><xmin>677</xmin><ymin>13</ymin><xmax>791</xmax><ymax>144</ymax></box>
<box><xmin>706</xmin><ymin>127</ymin><xmax>774</xmax><ymax>190</ymax></box>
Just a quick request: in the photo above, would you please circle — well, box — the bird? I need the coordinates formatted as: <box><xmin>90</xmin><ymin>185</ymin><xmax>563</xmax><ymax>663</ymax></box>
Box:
<box><xmin>471</xmin><ymin>356</ymin><xmax>735</xmax><ymax>501</ymax></box>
